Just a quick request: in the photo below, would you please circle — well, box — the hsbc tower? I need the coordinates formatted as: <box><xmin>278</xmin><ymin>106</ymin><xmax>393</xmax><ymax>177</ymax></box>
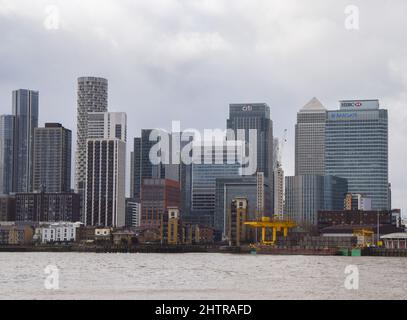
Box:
<box><xmin>325</xmin><ymin>100</ymin><xmax>389</xmax><ymax>210</ymax></box>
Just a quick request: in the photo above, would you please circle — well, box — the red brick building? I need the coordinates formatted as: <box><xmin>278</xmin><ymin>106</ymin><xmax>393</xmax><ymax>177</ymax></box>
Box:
<box><xmin>140</xmin><ymin>179</ymin><xmax>180</xmax><ymax>229</ymax></box>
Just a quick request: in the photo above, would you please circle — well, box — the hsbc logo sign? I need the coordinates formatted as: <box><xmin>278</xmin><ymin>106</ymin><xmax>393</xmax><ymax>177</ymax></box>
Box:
<box><xmin>341</xmin><ymin>101</ymin><xmax>363</xmax><ymax>108</ymax></box>
<box><xmin>340</xmin><ymin>100</ymin><xmax>379</xmax><ymax>110</ymax></box>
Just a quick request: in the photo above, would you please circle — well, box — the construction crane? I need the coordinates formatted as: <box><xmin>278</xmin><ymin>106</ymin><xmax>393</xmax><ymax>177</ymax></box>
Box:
<box><xmin>245</xmin><ymin>216</ymin><xmax>296</xmax><ymax>246</ymax></box>
<box><xmin>276</xmin><ymin>129</ymin><xmax>288</xmax><ymax>168</ymax></box>
<box><xmin>274</xmin><ymin>129</ymin><xmax>288</xmax><ymax>220</ymax></box>
<box><xmin>353</xmin><ymin>229</ymin><xmax>375</xmax><ymax>248</ymax></box>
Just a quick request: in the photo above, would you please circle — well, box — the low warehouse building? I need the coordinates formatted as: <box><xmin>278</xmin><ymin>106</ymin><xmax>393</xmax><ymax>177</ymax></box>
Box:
<box><xmin>381</xmin><ymin>233</ymin><xmax>407</xmax><ymax>249</ymax></box>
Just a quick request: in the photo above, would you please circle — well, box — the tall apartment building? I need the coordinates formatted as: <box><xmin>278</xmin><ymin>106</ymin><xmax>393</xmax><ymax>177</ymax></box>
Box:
<box><xmin>325</xmin><ymin>100</ymin><xmax>389</xmax><ymax>210</ymax></box>
<box><xmin>88</xmin><ymin>112</ymin><xmax>127</xmax><ymax>141</ymax></box>
<box><xmin>295</xmin><ymin>97</ymin><xmax>326</xmax><ymax>176</ymax></box>
<box><xmin>33</xmin><ymin>123</ymin><xmax>72</xmax><ymax>193</ymax></box>
<box><xmin>273</xmin><ymin>166</ymin><xmax>284</xmax><ymax>217</ymax></box>
<box><xmin>272</xmin><ymin>137</ymin><xmax>280</xmax><ymax>171</ymax></box>
<box><xmin>81</xmin><ymin>105</ymin><xmax>127</xmax><ymax>227</ymax></box>
<box><xmin>12</xmin><ymin>89</ymin><xmax>39</xmax><ymax>193</ymax></box>
<box><xmin>140</xmin><ymin>179</ymin><xmax>180</xmax><ymax>229</ymax></box>
<box><xmin>0</xmin><ymin>115</ymin><xmax>14</xmax><ymax>195</ymax></box>
<box><xmin>75</xmin><ymin>77</ymin><xmax>108</xmax><ymax>194</ymax></box>
<box><xmin>84</xmin><ymin>139</ymin><xmax>126</xmax><ymax>227</ymax></box>
<box><xmin>272</xmin><ymin>136</ymin><xmax>285</xmax><ymax>218</ymax></box>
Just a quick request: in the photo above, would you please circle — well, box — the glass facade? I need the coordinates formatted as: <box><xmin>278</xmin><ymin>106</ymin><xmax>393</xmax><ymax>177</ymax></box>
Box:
<box><xmin>215</xmin><ymin>176</ymin><xmax>271</xmax><ymax>235</ymax></box>
<box><xmin>285</xmin><ymin>175</ymin><xmax>348</xmax><ymax>227</ymax></box>
<box><xmin>192</xmin><ymin>162</ymin><xmax>241</xmax><ymax>226</ymax></box>
<box><xmin>295</xmin><ymin>98</ymin><xmax>326</xmax><ymax>175</ymax></box>
<box><xmin>12</xmin><ymin>89</ymin><xmax>39</xmax><ymax>193</ymax></box>
<box><xmin>325</xmin><ymin>101</ymin><xmax>389</xmax><ymax>210</ymax></box>
<box><xmin>0</xmin><ymin>115</ymin><xmax>14</xmax><ymax>195</ymax></box>
<box><xmin>227</xmin><ymin>103</ymin><xmax>274</xmax><ymax>179</ymax></box>
<box><xmin>131</xmin><ymin>130</ymin><xmax>167</xmax><ymax>201</ymax></box>
<box><xmin>191</xmin><ymin>145</ymin><xmax>241</xmax><ymax>226</ymax></box>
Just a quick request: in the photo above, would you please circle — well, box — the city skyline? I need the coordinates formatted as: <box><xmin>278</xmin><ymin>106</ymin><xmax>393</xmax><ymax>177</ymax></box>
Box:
<box><xmin>0</xmin><ymin>1</ymin><xmax>406</xmax><ymax>214</ymax></box>
<box><xmin>1</xmin><ymin>1</ymin><xmax>407</xmax><ymax>303</ymax></box>
<box><xmin>0</xmin><ymin>83</ymin><xmax>403</xmax><ymax>214</ymax></box>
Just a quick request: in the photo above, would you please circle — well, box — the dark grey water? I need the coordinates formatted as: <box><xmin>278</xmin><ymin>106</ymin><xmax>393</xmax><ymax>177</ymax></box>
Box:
<box><xmin>0</xmin><ymin>253</ymin><xmax>406</xmax><ymax>300</ymax></box>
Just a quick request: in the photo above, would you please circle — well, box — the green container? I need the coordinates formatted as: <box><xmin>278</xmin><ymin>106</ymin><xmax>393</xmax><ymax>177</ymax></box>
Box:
<box><xmin>351</xmin><ymin>248</ymin><xmax>362</xmax><ymax>257</ymax></box>
<box><xmin>339</xmin><ymin>248</ymin><xmax>349</xmax><ymax>256</ymax></box>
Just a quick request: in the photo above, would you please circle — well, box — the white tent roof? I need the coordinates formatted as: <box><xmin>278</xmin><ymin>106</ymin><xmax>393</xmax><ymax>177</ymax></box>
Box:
<box><xmin>381</xmin><ymin>233</ymin><xmax>407</xmax><ymax>239</ymax></box>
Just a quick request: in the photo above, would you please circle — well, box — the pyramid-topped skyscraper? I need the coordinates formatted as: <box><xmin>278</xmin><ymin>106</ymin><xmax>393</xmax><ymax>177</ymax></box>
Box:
<box><xmin>295</xmin><ymin>97</ymin><xmax>327</xmax><ymax>176</ymax></box>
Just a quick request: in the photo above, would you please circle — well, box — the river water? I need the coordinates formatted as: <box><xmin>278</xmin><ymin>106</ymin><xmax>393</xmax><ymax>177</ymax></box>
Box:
<box><xmin>0</xmin><ymin>253</ymin><xmax>406</xmax><ymax>300</ymax></box>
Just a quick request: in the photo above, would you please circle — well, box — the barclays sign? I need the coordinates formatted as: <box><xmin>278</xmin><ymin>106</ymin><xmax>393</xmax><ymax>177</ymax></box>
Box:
<box><xmin>329</xmin><ymin>112</ymin><xmax>358</xmax><ymax>120</ymax></box>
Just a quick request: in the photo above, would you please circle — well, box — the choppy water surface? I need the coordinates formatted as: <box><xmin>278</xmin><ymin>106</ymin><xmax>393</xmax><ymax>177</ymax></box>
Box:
<box><xmin>0</xmin><ymin>253</ymin><xmax>406</xmax><ymax>300</ymax></box>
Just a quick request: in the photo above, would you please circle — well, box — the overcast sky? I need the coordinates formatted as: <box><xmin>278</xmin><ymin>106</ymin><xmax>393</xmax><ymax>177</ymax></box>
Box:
<box><xmin>0</xmin><ymin>0</ymin><xmax>406</xmax><ymax>213</ymax></box>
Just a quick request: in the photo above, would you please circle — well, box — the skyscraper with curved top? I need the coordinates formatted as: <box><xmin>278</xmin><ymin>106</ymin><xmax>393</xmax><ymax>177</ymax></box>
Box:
<box><xmin>75</xmin><ymin>77</ymin><xmax>108</xmax><ymax>208</ymax></box>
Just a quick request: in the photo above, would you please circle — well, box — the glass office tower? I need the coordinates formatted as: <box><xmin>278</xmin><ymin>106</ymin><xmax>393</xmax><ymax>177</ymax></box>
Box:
<box><xmin>295</xmin><ymin>97</ymin><xmax>327</xmax><ymax>176</ymax></box>
<box><xmin>285</xmin><ymin>175</ymin><xmax>348</xmax><ymax>227</ymax></box>
<box><xmin>0</xmin><ymin>115</ymin><xmax>14</xmax><ymax>195</ymax></box>
<box><xmin>325</xmin><ymin>100</ymin><xmax>389</xmax><ymax>210</ymax></box>
<box><xmin>227</xmin><ymin>103</ymin><xmax>274</xmax><ymax>179</ymax></box>
<box><xmin>191</xmin><ymin>144</ymin><xmax>242</xmax><ymax>226</ymax></box>
<box><xmin>12</xmin><ymin>89</ymin><xmax>39</xmax><ymax>193</ymax></box>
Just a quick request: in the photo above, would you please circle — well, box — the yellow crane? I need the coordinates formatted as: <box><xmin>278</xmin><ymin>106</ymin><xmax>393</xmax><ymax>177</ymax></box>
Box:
<box><xmin>244</xmin><ymin>216</ymin><xmax>296</xmax><ymax>246</ymax></box>
<box><xmin>353</xmin><ymin>229</ymin><xmax>375</xmax><ymax>248</ymax></box>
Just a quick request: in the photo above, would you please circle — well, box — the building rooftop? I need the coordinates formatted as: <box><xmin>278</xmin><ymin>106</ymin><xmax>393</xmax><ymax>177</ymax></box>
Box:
<box><xmin>301</xmin><ymin>97</ymin><xmax>326</xmax><ymax>112</ymax></box>
<box><xmin>381</xmin><ymin>233</ymin><xmax>407</xmax><ymax>240</ymax></box>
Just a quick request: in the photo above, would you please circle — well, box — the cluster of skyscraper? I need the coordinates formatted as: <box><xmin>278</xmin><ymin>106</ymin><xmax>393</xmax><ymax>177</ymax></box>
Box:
<box><xmin>286</xmin><ymin>97</ymin><xmax>390</xmax><ymax>228</ymax></box>
<box><xmin>0</xmin><ymin>79</ymin><xmax>391</xmax><ymax>239</ymax></box>
<box><xmin>128</xmin><ymin>103</ymin><xmax>276</xmax><ymax>239</ymax></box>
<box><xmin>0</xmin><ymin>78</ymin><xmax>127</xmax><ymax>228</ymax></box>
